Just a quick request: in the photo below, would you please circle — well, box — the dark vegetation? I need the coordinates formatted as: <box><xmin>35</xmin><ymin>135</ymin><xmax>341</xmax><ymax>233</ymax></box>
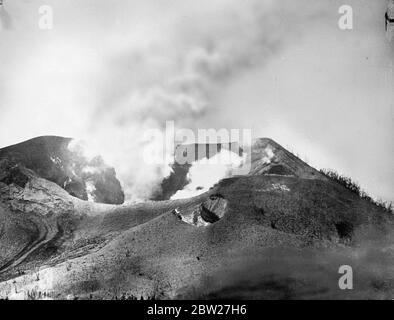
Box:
<box><xmin>320</xmin><ymin>169</ymin><xmax>393</xmax><ymax>214</ymax></box>
<box><xmin>334</xmin><ymin>221</ymin><xmax>353</xmax><ymax>240</ymax></box>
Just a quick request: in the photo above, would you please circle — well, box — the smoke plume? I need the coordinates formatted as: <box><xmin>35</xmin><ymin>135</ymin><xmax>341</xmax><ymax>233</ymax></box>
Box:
<box><xmin>72</xmin><ymin>0</ymin><xmax>330</xmax><ymax>200</ymax></box>
<box><xmin>171</xmin><ymin>149</ymin><xmax>246</xmax><ymax>200</ymax></box>
<box><xmin>0</xmin><ymin>0</ymin><xmax>333</xmax><ymax>201</ymax></box>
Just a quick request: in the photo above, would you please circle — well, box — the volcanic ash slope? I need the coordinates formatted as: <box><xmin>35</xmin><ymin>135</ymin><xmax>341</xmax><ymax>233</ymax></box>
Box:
<box><xmin>0</xmin><ymin>137</ymin><xmax>393</xmax><ymax>300</ymax></box>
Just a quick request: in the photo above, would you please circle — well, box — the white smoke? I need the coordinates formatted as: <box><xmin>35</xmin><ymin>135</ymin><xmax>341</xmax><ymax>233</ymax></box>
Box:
<box><xmin>0</xmin><ymin>0</ymin><xmax>331</xmax><ymax>201</ymax></box>
<box><xmin>85</xmin><ymin>180</ymin><xmax>97</xmax><ymax>203</ymax></box>
<box><xmin>80</xmin><ymin>0</ymin><xmax>325</xmax><ymax>201</ymax></box>
<box><xmin>262</xmin><ymin>146</ymin><xmax>275</xmax><ymax>164</ymax></box>
<box><xmin>171</xmin><ymin>149</ymin><xmax>246</xmax><ymax>200</ymax></box>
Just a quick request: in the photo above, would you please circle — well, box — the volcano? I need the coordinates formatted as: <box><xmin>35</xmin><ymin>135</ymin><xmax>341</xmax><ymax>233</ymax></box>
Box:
<box><xmin>0</xmin><ymin>136</ymin><xmax>393</xmax><ymax>300</ymax></box>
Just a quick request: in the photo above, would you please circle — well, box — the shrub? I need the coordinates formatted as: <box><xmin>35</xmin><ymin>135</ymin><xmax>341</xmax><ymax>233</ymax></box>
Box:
<box><xmin>320</xmin><ymin>169</ymin><xmax>393</xmax><ymax>214</ymax></box>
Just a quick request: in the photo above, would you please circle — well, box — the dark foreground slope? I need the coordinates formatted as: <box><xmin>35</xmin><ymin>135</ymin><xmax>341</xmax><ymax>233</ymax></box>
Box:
<box><xmin>0</xmin><ymin>137</ymin><xmax>393</xmax><ymax>300</ymax></box>
<box><xmin>1</xmin><ymin>172</ymin><xmax>393</xmax><ymax>299</ymax></box>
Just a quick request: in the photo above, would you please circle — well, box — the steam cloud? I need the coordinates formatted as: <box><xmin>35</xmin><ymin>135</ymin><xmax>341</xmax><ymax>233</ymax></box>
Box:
<box><xmin>171</xmin><ymin>149</ymin><xmax>246</xmax><ymax>200</ymax></box>
<box><xmin>74</xmin><ymin>0</ymin><xmax>329</xmax><ymax>201</ymax></box>
<box><xmin>0</xmin><ymin>0</ymin><xmax>331</xmax><ymax>201</ymax></box>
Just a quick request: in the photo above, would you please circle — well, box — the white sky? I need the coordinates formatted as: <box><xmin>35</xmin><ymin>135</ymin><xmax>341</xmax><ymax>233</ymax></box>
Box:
<box><xmin>0</xmin><ymin>0</ymin><xmax>393</xmax><ymax>201</ymax></box>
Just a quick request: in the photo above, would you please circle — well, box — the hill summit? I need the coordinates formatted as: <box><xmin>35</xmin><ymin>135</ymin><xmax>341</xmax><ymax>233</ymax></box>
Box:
<box><xmin>153</xmin><ymin>137</ymin><xmax>327</xmax><ymax>200</ymax></box>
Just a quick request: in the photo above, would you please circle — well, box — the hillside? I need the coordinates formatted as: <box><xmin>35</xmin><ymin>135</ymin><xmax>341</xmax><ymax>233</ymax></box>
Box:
<box><xmin>0</xmin><ymin>137</ymin><xmax>393</xmax><ymax>300</ymax></box>
<box><xmin>0</xmin><ymin>136</ymin><xmax>124</xmax><ymax>204</ymax></box>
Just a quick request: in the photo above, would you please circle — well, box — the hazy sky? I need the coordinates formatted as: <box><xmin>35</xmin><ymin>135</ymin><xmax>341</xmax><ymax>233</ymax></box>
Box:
<box><xmin>0</xmin><ymin>0</ymin><xmax>393</xmax><ymax>201</ymax></box>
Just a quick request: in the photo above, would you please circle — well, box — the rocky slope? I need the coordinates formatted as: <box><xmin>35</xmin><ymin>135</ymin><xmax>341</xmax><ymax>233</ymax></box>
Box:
<box><xmin>0</xmin><ymin>162</ymin><xmax>115</xmax><ymax>279</ymax></box>
<box><xmin>0</xmin><ymin>136</ymin><xmax>393</xmax><ymax>300</ymax></box>
<box><xmin>0</xmin><ymin>136</ymin><xmax>124</xmax><ymax>204</ymax></box>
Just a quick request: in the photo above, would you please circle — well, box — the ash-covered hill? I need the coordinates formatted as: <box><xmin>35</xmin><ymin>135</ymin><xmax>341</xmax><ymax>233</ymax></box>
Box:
<box><xmin>0</xmin><ymin>136</ymin><xmax>124</xmax><ymax>205</ymax></box>
<box><xmin>0</xmin><ymin>136</ymin><xmax>393</xmax><ymax>300</ymax></box>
